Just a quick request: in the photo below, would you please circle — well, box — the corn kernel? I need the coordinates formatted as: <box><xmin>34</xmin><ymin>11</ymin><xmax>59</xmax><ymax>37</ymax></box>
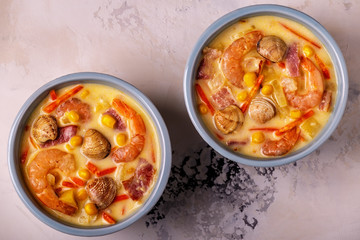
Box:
<box><xmin>84</xmin><ymin>203</ymin><xmax>98</xmax><ymax>215</ymax></box>
<box><xmin>261</xmin><ymin>85</ymin><xmax>273</xmax><ymax>95</ymax></box>
<box><xmin>70</xmin><ymin>135</ymin><xmax>83</xmax><ymax>147</ymax></box>
<box><xmin>101</xmin><ymin>114</ymin><xmax>117</xmax><ymax>128</ymax></box>
<box><xmin>65</xmin><ymin>110</ymin><xmax>80</xmax><ymax>122</ymax></box>
<box><xmin>94</xmin><ymin>103</ymin><xmax>102</xmax><ymax>112</ymax></box>
<box><xmin>65</xmin><ymin>143</ymin><xmax>73</xmax><ymax>151</ymax></box>
<box><xmin>76</xmin><ymin>188</ymin><xmax>88</xmax><ymax>201</ymax></box>
<box><xmin>116</xmin><ymin>133</ymin><xmax>127</xmax><ymax>146</ymax></box>
<box><xmin>303</xmin><ymin>45</ymin><xmax>314</xmax><ymax>58</ymax></box>
<box><xmin>78</xmin><ymin>169</ymin><xmax>91</xmax><ymax>180</ymax></box>
<box><xmin>251</xmin><ymin>132</ymin><xmax>265</xmax><ymax>144</ymax></box>
<box><xmin>198</xmin><ymin>104</ymin><xmax>208</xmax><ymax>114</ymax></box>
<box><xmin>237</xmin><ymin>91</ymin><xmax>248</xmax><ymax>101</ymax></box>
<box><xmin>80</xmin><ymin>89</ymin><xmax>90</xmax><ymax>99</ymax></box>
<box><xmin>290</xmin><ymin>110</ymin><xmax>302</xmax><ymax>119</ymax></box>
<box><xmin>243</xmin><ymin>72</ymin><xmax>257</xmax><ymax>87</ymax></box>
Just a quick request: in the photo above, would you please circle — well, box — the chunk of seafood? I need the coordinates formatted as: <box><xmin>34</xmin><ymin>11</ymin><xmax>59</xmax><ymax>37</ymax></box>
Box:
<box><xmin>111</xmin><ymin>98</ymin><xmax>146</xmax><ymax>163</ymax></box>
<box><xmin>211</xmin><ymin>87</ymin><xmax>236</xmax><ymax>109</ymax></box>
<box><xmin>81</xmin><ymin>129</ymin><xmax>111</xmax><ymax>160</ymax></box>
<box><xmin>214</xmin><ymin>105</ymin><xmax>244</xmax><ymax>134</ymax></box>
<box><xmin>32</xmin><ymin>115</ymin><xmax>58</xmax><ymax>143</ymax></box>
<box><xmin>261</xmin><ymin>127</ymin><xmax>300</xmax><ymax>156</ymax></box>
<box><xmin>257</xmin><ymin>35</ymin><xmax>287</xmax><ymax>63</ymax></box>
<box><xmin>27</xmin><ymin>149</ymin><xmax>76</xmax><ymax>215</ymax></box>
<box><xmin>248</xmin><ymin>97</ymin><xmax>276</xmax><ymax>124</ymax></box>
<box><xmin>56</xmin><ymin>98</ymin><xmax>91</xmax><ymax>123</ymax></box>
<box><xmin>221</xmin><ymin>31</ymin><xmax>263</xmax><ymax>88</ymax></box>
<box><xmin>197</xmin><ymin>47</ymin><xmax>222</xmax><ymax>80</ymax></box>
<box><xmin>85</xmin><ymin>177</ymin><xmax>117</xmax><ymax>210</ymax></box>
<box><xmin>281</xmin><ymin>57</ymin><xmax>324</xmax><ymax>111</ymax></box>
<box><xmin>122</xmin><ymin>158</ymin><xmax>155</xmax><ymax>201</ymax></box>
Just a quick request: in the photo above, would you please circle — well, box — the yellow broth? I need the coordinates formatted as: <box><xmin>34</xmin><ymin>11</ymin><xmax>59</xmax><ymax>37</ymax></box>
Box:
<box><xmin>195</xmin><ymin>15</ymin><xmax>337</xmax><ymax>158</ymax></box>
<box><xmin>20</xmin><ymin>83</ymin><xmax>160</xmax><ymax>226</ymax></box>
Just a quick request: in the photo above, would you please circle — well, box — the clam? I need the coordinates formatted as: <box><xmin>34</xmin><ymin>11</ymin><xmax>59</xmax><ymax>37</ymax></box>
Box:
<box><xmin>81</xmin><ymin>129</ymin><xmax>111</xmax><ymax>160</ymax></box>
<box><xmin>257</xmin><ymin>35</ymin><xmax>287</xmax><ymax>62</ymax></box>
<box><xmin>214</xmin><ymin>105</ymin><xmax>244</xmax><ymax>134</ymax></box>
<box><xmin>248</xmin><ymin>97</ymin><xmax>276</xmax><ymax>124</ymax></box>
<box><xmin>32</xmin><ymin>115</ymin><xmax>58</xmax><ymax>143</ymax></box>
<box><xmin>85</xmin><ymin>177</ymin><xmax>117</xmax><ymax>210</ymax></box>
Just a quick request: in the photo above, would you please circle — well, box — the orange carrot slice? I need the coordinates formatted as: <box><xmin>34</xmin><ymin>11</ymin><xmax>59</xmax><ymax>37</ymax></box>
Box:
<box><xmin>314</xmin><ymin>54</ymin><xmax>330</xmax><ymax>79</ymax></box>
<box><xmin>279</xmin><ymin>22</ymin><xmax>321</xmax><ymax>49</ymax></box>
<box><xmin>96</xmin><ymin>167</ymin><xmax>117</xmax><ymax>177</ymax></box>
<box><xmin>86</xmin><ymin>162</ymin><xmax>98</xmax><ymax>175</ymax></box>
<box><xmin>43</xmin><ymin>85</ymin><xmax>83</xmax><ymax>113</ymax></box>
<box><xmin>195</xmin><ymin>84</ymin><xmax>215</xmax><ymax>115</ymax></box>
<box><xmin>62</xmin><ymin>181</ymin><xmax>78</xmax><ymax>188</ymax></box>
<box><xmin>102</xmin><ymin>212</ymin><xmax>116</xmax><ymax>224</ymax></box>
<box><xmin>249</xmin><ymin>127</ymin><xmax>279</xmax><ymax>132</ymax></box>
<box><xmin>275</xmin><ymin>110</ymin><xmax>314</xmax><ymax>136</ymax></box>
<box><xmin>240</xmin><ymin>75</ymin><xmax>264</xmax><ymax>113</ymax></box>
<box><xmin>49</xmin><ymin>89</ymin><xmax>57</xmax><ymax>100</ymax></box>
<box><xmin>113</xmin><ymin>194</ymin><xmax>130</xmax><ymax>203</ymax></box>
<box><xmin>70</xmin><ymin>177</ymin><xmax>85</xmax><ymax>187</ymax></box>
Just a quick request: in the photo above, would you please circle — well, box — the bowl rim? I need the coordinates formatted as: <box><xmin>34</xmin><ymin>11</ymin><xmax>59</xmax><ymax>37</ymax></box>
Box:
<box><xmin>183</xmin><ymin>4</ymin><xmax>348</xmax><ymax>167</ymax></box>
<box><xmin>8</xmin><ymin>72</ymin><xmax>172</xmax><ymax>236</ymax></box>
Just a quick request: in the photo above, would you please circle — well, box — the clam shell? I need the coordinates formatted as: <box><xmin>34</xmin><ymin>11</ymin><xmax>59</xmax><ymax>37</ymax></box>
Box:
<box><xmin>257</xmin><ymin>35</ymin><xmax>287</xmax><ymax>63</ymax></box>
<box><xmin>81</xmin><ymin>129</ymin><xmax>111</xmax><ymax>160</ymax></box>
<box><xmin>85</xmin><ymin>177</ymin><xmax>117</xmax><ymax>210</ymax></box>
<box><xmin>248</xmin><ymin>97</ymin><xmax>276</xmax><ymax>124</ymax></box>
<box><xmin>32</xmin><ymin>115</ymin><xmax>58</xmax><ymax>143</ymax></box>
<box><xmin>214</xmin><ymin>105</ymin><xmax>244</xmax><ymax>134</ymax></box>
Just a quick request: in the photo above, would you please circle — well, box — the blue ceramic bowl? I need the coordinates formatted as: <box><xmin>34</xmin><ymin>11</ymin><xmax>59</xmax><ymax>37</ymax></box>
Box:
<box><xmin>184</xmin><ymin>4</ymin><xmax>348</xmax><ymax>167</ymax></box>
<box><xmin>8</xmin><ymin>72</ymin><xmax>172</xmax><ymax>236</ymax></box>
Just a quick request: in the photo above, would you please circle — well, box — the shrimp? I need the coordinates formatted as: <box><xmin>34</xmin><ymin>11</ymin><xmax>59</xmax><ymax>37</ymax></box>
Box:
<box><xmin>221</xmin><ymin>31</ymin><xmax>263</xmax><ymax>88</ymax></box>
<box><xmin>111</xmin><ymin>98</ymin><xmax>146</xmax><ymax>163</ymax></box>
<box><xmin>281</xmin><ymin>57</ymin><xmax>324</xmax><ymax>111</ymax></box>
<box><xmin>27</xmin><ymin>149</ymin><xmax>76</xmax><ymax>215</ymax></box>
<box><xmin>261</xmin><ymin>127</ymin><xmax>300</xmax><ymax>156</ymax></box>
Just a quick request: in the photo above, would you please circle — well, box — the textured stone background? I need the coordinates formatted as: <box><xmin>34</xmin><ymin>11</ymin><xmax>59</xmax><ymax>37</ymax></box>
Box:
<box><xmin>1</xmin><ymin>0</ymin><xmax>360</xmax><ymax>239</ymax></box>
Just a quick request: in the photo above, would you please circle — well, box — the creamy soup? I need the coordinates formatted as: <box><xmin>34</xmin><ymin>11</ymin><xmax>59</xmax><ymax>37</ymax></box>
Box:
<box><xmin>195</xmin><ymin>16</ymin><xmax>337</xmax><ymax>158</ymax></box>
<box><xmin>20</xmin><ymin>83</ymin><xmax>160</xmax><ymax>226</ymax></box>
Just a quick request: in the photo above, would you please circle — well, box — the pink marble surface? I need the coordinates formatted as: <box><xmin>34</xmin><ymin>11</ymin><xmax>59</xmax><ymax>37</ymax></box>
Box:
<box><xmin>1</xmin><ymin>0</ymin><xmax>360</xmax><ymax>239</ymax></box>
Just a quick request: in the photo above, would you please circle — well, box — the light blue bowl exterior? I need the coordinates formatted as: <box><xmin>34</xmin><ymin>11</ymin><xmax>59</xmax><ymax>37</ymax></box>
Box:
<box><xmin>8</xmin><ymin>72</ymin><xmax>172</xmax><ymax>236</ymax></box>
<box><xmin>184</xmin><ymin>4</ymin><xmax>348</xmax><ymax>167</ymax></box>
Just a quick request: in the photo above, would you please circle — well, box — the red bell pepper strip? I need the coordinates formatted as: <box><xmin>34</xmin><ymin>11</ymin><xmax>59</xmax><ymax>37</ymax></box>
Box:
<box><xmin>43</xmin><ymin>85</ymin><xmax>83</xmax><ymax>113</ymax></box>
<box><xmin>96</xmin><ymin>167</ymin><xmax>117</xmax><ymax>177</ymax></box>
<box><xmin>113</xmin><ymin>194</ymin><xmax>130</xmax><ymax>203</ymax></box>
<box><xmin>49</xmin><ymin>89</ymin><xmax>57</xmax><ymax>100</ymax></box>
<box><xmin>240</xmin><ymin>75</ymin><xmax>264</xmax><ymax>113</ymax></box>
<box><xmin>279</xmin><ymin>22</ymin><xmax>321</xmax><ymax>49</ymax></box>
<box><xmin>102</xmin><ymin>212</ymin><xmax>116</xmax><ymax>224</ymax></box>
<box><xmin>86</xmin><ymin>162</ymin><xmax>98</xmax><ymax>175</ymax></box>
<box><xmin>314</xmin><ymin>54</ymin><xmax>330</xmax><ymax>79</ymax></box>
<box><xmin>195</xmin><ymin>84</ymin><xmax>215</xmax><ymax>115</ymax></box>
<box><xmin>275</xmin><ymin>110</ymin><xmax>314</xmax><ymax>136</ymax></box>
<box><xmin>70</xmin><ymin>177</ymin><xmax>85</xmax><ymax>187</ymax></box>
<box><xmin>62</xmin><ymin>181</ymin><xmax>78</xmax><ymax>188</ymax></box>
